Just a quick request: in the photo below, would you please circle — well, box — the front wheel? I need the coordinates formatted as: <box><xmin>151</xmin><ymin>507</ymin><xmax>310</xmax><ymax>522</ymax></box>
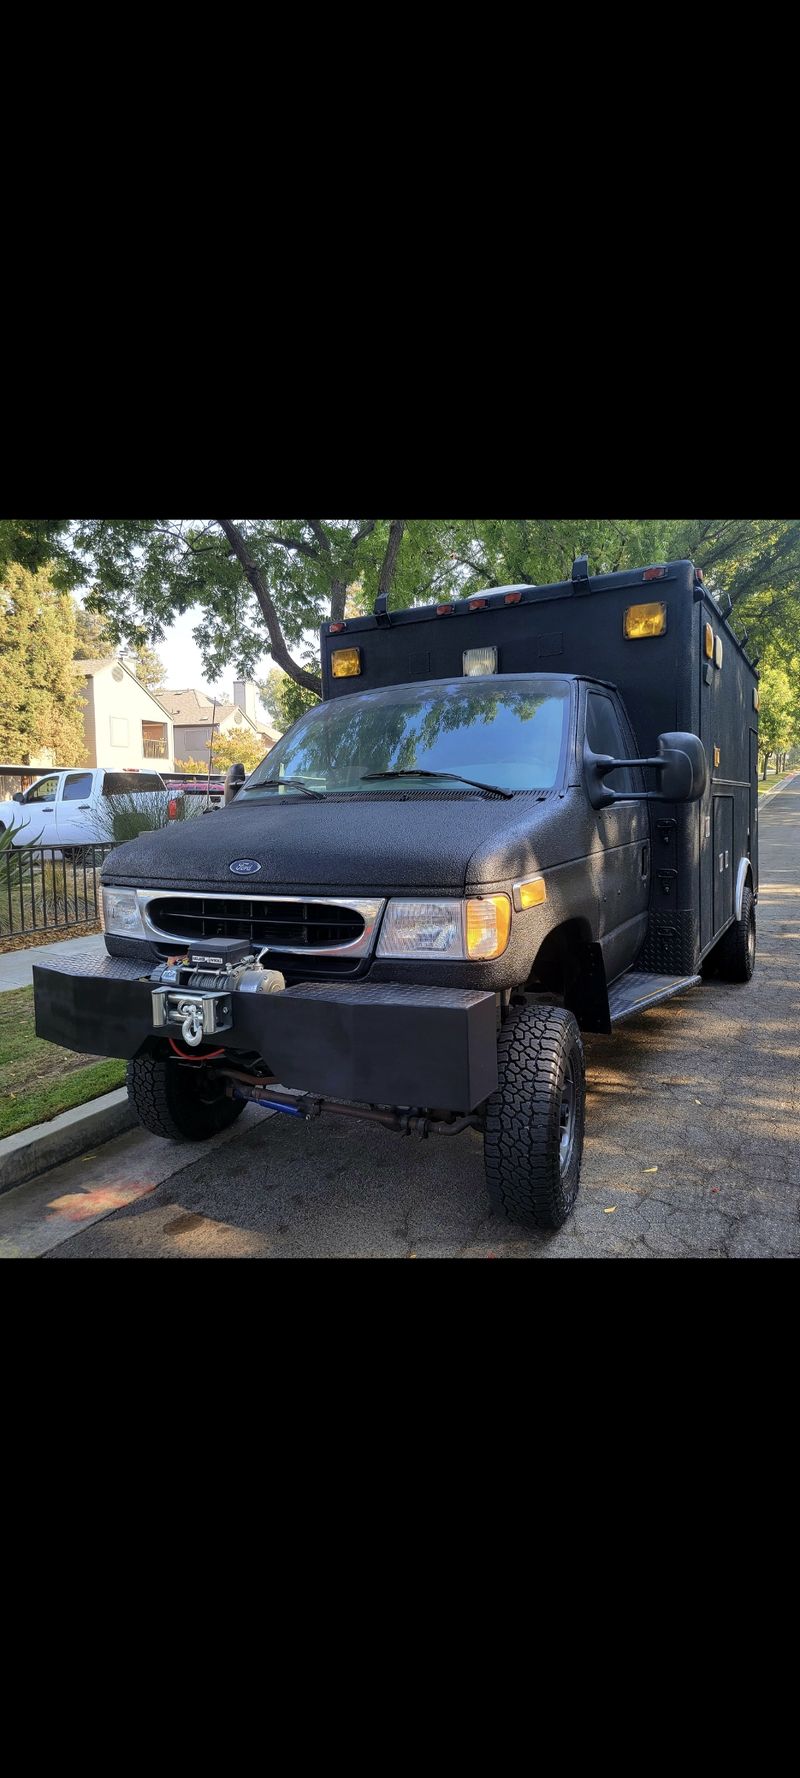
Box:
<box><xmin>126</xmin><ymin>1047</ymin><xmax>246</xmax><ymax>1141</ymax></box>
<box><xmin>714</xmin><ymin>885</ymin><xmax>756</xmax><ymax>982</ymax></box>
<box><xmin>483</xmin><ymin>1004</ymin><xmax>586</xmax><ymax>1231</ymax></box>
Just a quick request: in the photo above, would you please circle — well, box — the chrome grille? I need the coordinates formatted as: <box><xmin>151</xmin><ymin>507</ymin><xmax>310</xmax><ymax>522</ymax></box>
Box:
<box><xmin>140</xmin><ymin>892</ymin><xmax>384</xmax><ymax>958</ymax></box>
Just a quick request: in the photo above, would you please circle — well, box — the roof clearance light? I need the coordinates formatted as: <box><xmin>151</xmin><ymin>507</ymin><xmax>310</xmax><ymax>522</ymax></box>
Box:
<box><xmin>436</xmin><ymin>604</ymin><xmax>455</xmax><ymax>616</ymax></box>
<box><xmin>504</xmin><ymin>591</ymin><xmax>522</xmax><ymax>606</ymax></box>
<box><xmin>624</xmin><ymin>602</ymin><xmax>667</xmax><ymax>639</ymax></box>
<box><xmin>331</xmin><ymin>647</ymin><xmax>362</xmax><ymax>678</ymax></box>
<box><xmin>715</xmin><ymin>636</ymin><xmax>723</xmax><ymax>669</ymax></box>
<box><xmin>643</xmin><ymin>566</ymin><xmax>667</xmax><ymax>582</ymax></box>
<box><xmin>704</xmin><ymin>623</ymin><xmax>714</xmax><ymax>658</ymax></box>
<box><xmin>465</xmin><ymin>895</ymin><xmax>511</xmax><ymax>960</ymax></box>
<box><xmin>463</xmin><ymin>646</ymin><xmax>498</xmax><ymax>676</ymax></box>
<box><xmin>329</xmin><ymin>622</ymin><xmax>346</xmax><ymax>635</ymax></box>
<box><xmin>469</xmin><ymin>599</ymin><xmax>488</xmax><ymax>611</ymax></box>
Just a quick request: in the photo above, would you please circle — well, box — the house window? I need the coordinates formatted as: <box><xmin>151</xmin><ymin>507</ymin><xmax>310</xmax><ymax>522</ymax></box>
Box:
<box><xmin>110</xmin><ymin>716</ymin><xmax>129</xmax><ymax>747</ymax></box>
<box><xmin>142</xmin><ymin>721</ymin><xmax>169</xmax><ymax>760</ymax></box>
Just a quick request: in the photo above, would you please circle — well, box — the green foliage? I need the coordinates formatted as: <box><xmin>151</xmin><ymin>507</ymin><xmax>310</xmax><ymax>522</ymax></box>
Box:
<box><xmin>756</xmin><ymin>663</ymin><xmax>800</xmax><ymax>771</ymax></box>
<box><xmin>10</xmin><ymin>518</ymin><xmax>800</xmax><ymax>712</ymax></box>
<box><xmin>260</xmin><ymin>666</ymin><xmax>320</xmax><ymax>730</ymax></box>
<box><xmin>72</xmin><ymin>598</ymin><xmax>115</xmax><ymax>658</ymax></box>
<box><xmin>0</xmin><ymin>563</ymin><xmax>88</xmax><ymax>765</ymax></box>
<box><xmin>212</xmin><ymin>731</ymin><xmax>268</xmax><ymax>776</ymax></box>
<box><xmin>130</xmin><ymin>643</ymin><xmax>166</xmax><ymax>694</ymax></box>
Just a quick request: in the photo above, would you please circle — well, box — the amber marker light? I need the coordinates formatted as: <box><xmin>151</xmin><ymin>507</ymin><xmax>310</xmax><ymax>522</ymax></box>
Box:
<box><xmin>705</xmin><ymin>623</ymin><xmax>714</xmax><ymax>658</ymax></box>
<box><xmin>512</xmin><ymin>875</ymin><xmax>547</xmax><ymax>912</ymax></box>
<box><xmin>465</xmin><ymin>894</ymin><xmax>511</xmax><ymax>959</ymax></box>
<box><xmin>331</xmin><ymin>647</ymin><xmax>362</xmax><ymax>678</ymax></box>
<box><xmin>624</xmin><ymin>602</ymin><xmax>667</xmax><ymax>638</ymax></box>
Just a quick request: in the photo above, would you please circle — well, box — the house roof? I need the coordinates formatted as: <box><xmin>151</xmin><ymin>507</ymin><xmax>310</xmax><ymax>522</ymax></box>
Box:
<box><xmin>158</xmin><ymin>687</ymin><xmax>216</xmax><ymax>723</ymax></box>
<box><xmin>160</xmin><ymin>688</ymin><xmax>271</xmax><ymax>738</ymax></box>
<box><xmin>71</xmin><ymin>658</ymin><xmax>175</xmax><ymax>722</ymax></box>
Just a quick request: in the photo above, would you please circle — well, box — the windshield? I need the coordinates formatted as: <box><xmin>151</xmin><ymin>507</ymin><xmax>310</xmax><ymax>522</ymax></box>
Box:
<box><xmin>241</xmin><ymin>677</ymin><xmax>570</xmax><ymax>797</ymax></box>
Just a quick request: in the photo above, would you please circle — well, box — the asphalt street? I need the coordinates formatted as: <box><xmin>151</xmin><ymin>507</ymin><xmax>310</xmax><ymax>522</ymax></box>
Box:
<box><xmin>13</xmin><ymin>775</ymin><xmax>800</xmax><ymax>1258</ymax></box>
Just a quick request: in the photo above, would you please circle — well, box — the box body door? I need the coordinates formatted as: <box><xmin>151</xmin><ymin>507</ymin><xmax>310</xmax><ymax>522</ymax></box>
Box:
<box><xmin>713</xmin><ymin>796</ymin><xmax>734</xmax><ymax>931</ymax></box>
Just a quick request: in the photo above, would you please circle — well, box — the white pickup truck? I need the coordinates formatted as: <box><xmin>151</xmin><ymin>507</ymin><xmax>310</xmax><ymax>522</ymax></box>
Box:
<box><xmin>0</xmin><ymin>768</ymin><xmax>171</xmax><ymax>849</ymax></box>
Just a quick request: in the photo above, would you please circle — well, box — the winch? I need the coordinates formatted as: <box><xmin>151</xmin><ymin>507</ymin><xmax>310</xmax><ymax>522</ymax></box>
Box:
<box><xmin>150</xmin><ymin>938</ymin><xmax>285</xmax><ymax>1047</ymax></box>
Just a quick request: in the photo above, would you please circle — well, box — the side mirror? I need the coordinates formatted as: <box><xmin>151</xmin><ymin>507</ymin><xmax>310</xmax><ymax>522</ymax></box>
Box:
<box><xmin>584</xmin><ymin>731</ymin><xmax>708</xmax><ymax>810</ymax></box>
<box><xmin>224</xmin><ymin>763</ymin><xmax>246</xmax><ymax>805</ymax></box>
<box><xmin>656</xmin><ymin>732</ymin><xmax>708</xmax><ymax>803</ymax></box>
<box><xmin>12</xmin><ymin>792</ymin><xmax>24</xmax><ymax>803</ymax></box>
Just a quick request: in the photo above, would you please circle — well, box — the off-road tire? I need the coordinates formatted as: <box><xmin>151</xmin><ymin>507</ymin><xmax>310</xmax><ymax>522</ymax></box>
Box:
<box><xmin>126</xmin><ymin>1048</ymin><xmax>246</xmax><ymax>1141</ymax></box>
<box><xmin>483</xmin><ymin>1004</ymin><xmax>586</xmax><ymax>1231</ymax></box>
<box><xmin>714</xmin><ymin>885</ymin><xmax>756</xmax><ymax>982</ymax></box>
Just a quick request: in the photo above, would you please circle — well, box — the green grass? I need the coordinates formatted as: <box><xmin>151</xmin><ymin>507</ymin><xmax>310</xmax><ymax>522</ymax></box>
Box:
<box><xmin>0</xmin><ymin>986</ymin><xmax>125</xmax><ymax>1140</ymax></box>
<box><xmin>758</xmin><ymin>770</ymin><xmax>796</xmax><ymax>796</ymax></box>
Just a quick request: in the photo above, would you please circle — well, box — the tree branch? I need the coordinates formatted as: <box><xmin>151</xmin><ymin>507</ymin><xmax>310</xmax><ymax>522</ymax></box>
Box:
<box><xmin>214</xmin><ymin>519</ymin><xmax>322</xmax><ymax>695</ymax></box>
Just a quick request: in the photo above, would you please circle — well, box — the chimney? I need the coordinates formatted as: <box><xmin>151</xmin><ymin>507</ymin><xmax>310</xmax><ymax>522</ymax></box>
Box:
<box><xmin>233</xmin><ymin>679</ymin><xmax>257</xmax><ymax>723</ymax></box>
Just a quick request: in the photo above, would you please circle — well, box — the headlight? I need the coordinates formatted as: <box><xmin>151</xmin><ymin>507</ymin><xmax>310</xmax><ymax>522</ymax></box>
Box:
<box><xmin>377</xmin><ymin>899</ymin><xmax>464</xmax><ymax>959</ymax></box>
<box><xmin>376</xmin><ymin>895</ymin><xmax>511</xmax><ymax>961</ymax></box>
<box><xmin>101</xmin><ymin>887</ymin><xmax>146</xmax><ymax>938</ymax></box>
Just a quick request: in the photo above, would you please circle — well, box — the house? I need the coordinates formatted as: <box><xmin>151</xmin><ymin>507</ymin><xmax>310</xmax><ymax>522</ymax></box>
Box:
<box><xmin>158</xmin><ymin>679</ymin><xmax>280</xmax><ymax>766</ymax></box>
<box><xmin>71</xmin><ymin>660</ymin><xmax>175</xmax><ymax>770</ymax></box>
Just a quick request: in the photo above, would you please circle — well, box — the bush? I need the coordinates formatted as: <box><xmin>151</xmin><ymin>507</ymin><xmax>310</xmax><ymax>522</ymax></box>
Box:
<box><xmin>95</xmin><ymin>790</ymin><xmax>205</xmax><ymax>847</ymax></box>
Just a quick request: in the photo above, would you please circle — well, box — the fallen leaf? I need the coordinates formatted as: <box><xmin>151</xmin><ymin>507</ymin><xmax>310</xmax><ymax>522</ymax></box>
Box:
<box><xmin>710</xmin><ymin>1187</ymin><xmax>720</xmax><ymax>1194</ymax></box>
<box><xmin>604</xmin><ymin>1207</ymin><xmax>617</xmax><ymax>1214</ymax></box>
<box><xmin>644</xmin><ymin>1167</ymin><xmax>658</xmax><ymax>1173</ymax></box>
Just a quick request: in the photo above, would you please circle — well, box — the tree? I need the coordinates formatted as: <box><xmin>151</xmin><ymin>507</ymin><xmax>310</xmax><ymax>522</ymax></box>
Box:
<box><xmin>0</xmin><ymin>564</ymin><xmax>87</xmax><ymax>764</ymax></box>
<box><xmin>129</xmin><ymin>643</ymin><xmax>166</xmax><ymax>695</ymax></box>
<box><xmin>211</xmin><ymin>731</ymin><xmax>269</xmax><ymax>776</ymax></box>
<box><xmin>17</xmin><ymin>517</ymin><xmax>800</xmax><ymax>706</ymax></box>
<box><xmin>174</xmin><ymin>756</ymin><xmax>208</xmax><ymax>774</ymax></box>
<box><xmin>73</xmin><ymin>598</ymin><xmax>115</xmax><ymax>658</ymax></box>
<box><xmin>260</xmin><ymin>666</ymin><xmax>319</xmax><ymax>731</ymax></box>
<box><xmin>70</xmin><ymin>519</ymin><xmax>416</xmax><ymax>698</ymax></box>
<box><xmin>0</xmin><ymin>521</ymin><xmax>78</xmax><ymax>587</ymax></box>
<box><xmin>756</xmin><ymin>663</ymin><xmax>800</xmax><ymax>778</ymax></box>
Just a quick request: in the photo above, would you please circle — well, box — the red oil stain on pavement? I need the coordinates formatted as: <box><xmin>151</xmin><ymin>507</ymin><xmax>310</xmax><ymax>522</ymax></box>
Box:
<box><xmin>47</xmin><ymin>1181</ymin><xmax>158</xmax><ymax>1223</ymax></box>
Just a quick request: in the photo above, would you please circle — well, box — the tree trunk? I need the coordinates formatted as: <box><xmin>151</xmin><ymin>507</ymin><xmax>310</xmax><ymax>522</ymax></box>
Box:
<box><xmin>377</xmin><ymin>519</ymin><xmax>406</xmax><ymax>606</ymax></box>
<box><xmin>329</xmin><ymin>579</ymin><xmax>348</xmax><ymax>624</ymax></box>
<box><xmin>215</xmin><ymin>519</ymin><xmax>322</xmax><ymax>696</ymax></box>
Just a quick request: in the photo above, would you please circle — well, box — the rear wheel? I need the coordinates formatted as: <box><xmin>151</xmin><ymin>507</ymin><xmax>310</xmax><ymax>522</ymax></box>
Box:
<box><xmin>483</xmin><ymin>1004</ymin><xmax>585</xmax><ymax>1231</ymax></box>
<box><xmin>126</xmin><ymin>1047</ymin><xmax>245</xmax><ymax>1141</ymax></box>
<box><xmin>714</xmin><ymin>885</ymin><xmax>756</xmax><ymax>982</ymax></box>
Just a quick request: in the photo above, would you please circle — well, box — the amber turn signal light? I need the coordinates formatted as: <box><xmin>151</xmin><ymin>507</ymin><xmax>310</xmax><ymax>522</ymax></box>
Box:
<box><xmin>464</xmin><ymin>894</ymin><xmax>511</xmax><ymax>959</ymax></box>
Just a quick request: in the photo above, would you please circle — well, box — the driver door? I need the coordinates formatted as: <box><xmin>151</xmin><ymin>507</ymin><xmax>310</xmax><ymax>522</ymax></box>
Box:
<box><xmin>16</xmin><ymin>775</ymin><xmax>61</xmax><ymax>847</ymax></box>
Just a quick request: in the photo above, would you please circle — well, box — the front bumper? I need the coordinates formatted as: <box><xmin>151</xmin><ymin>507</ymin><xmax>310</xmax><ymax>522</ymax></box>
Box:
<box><xmin>32</xmin><ymin>948</ymin><xmax>498</xmax><ymax>1111</ymax></box>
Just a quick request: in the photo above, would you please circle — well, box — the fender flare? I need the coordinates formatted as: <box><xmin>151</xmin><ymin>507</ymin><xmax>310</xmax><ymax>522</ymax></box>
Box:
<box><xmin>735</xmin><ymin>857</ymin><xmax>755</xmax><ymax>921</ymax></box>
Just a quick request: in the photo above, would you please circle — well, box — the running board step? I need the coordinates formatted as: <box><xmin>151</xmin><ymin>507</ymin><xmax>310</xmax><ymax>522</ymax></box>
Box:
<box><xmin>608</xmin><ymin>970</ymin><xmax>701</xmax><ymax>1025</ymax></box>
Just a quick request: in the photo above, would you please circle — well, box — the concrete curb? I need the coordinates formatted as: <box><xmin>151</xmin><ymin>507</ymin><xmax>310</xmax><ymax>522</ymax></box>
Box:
<box><xmin>759</xmin><ymin>771</ymin><xmax>799</xmax><ymax>808</ymax></box>
<box><xmin>0</xmin><ymin>1088</ymin><xmax>137</xmax><ymax>1198</ymax></box>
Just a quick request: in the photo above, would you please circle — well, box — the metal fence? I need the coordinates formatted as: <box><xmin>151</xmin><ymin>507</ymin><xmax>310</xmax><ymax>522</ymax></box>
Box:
<box><xmin>0</xmin><ymin>844</ymin><xmax>114</xmax><ymax>940</ymax></box>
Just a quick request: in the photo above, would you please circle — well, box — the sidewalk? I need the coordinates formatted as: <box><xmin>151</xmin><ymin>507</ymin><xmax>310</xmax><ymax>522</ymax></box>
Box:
<box><xmin>0</xmin><ymin>931</ymin><xmax>106</xmax><ymax>993</ymax></box>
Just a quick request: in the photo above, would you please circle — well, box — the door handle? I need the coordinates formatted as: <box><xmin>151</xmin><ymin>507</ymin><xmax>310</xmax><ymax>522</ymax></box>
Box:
<box><xmin>78</xmin><ymin>804</ymin><xmax>91</xmax><ymax>810</ymax></box>
<box><xmin>641</xmin><ymin>843</ymin><xmax>650</xmax><ymax>878</ymax></box>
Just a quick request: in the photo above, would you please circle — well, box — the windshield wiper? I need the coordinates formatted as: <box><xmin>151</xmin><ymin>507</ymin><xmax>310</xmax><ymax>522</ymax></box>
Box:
<box><xmin>247</xmin><ymin>777</ymin><xmax>326</xmax><ymax>800</ymax></box>
<box><xmin>361</xmin><ymin>770</ymin><xmax>513</xmax><ymax>800</ymax></box>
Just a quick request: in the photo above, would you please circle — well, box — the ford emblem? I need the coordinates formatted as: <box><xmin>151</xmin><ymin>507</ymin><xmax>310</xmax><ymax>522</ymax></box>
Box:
<box><xmin>229</xmin><ymin>858</ymin><xmax>262</xmax><ymax>875</ymax></box>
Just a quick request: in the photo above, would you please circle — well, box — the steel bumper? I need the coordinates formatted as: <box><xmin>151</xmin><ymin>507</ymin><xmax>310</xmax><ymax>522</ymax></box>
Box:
<box><xmin>32</xmin><ymin>949</ymin><xmax>498</xmax><ymax>1111</ymax></box>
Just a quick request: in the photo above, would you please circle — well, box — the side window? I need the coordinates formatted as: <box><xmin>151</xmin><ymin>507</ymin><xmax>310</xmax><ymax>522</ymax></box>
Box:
<box><xmin>585</xmin><ymin>694</ymin><xmax>634</xmax><ymax>796</ymax></box>
<box><xmin>25</xmin><ymin>776</ymin><xmax>59</xmax><ymax>803</ymax></box>
<box><xmin>62</xmin><ymin>772</ymin><xmax>94</xmax><ymax>802</ymax></box>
